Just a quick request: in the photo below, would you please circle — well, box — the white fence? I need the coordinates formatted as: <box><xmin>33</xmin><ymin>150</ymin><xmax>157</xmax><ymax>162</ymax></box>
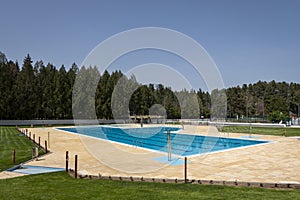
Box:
<box><xmin>0</xmin><ymin>119</ymin><xmax>116</xmax><ymax>126</ymax></box>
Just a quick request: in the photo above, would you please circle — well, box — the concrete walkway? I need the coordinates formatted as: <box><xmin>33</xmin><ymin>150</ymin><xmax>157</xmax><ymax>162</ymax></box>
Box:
<box><xmin>0</xmin><ymin>171</ymin><xmax>25</xmax><ymax>179</ymax></box>
<box><xmin>4</xmin><ymin>125</ymin><xmax>299</xmax><ymax>184</ymax></box>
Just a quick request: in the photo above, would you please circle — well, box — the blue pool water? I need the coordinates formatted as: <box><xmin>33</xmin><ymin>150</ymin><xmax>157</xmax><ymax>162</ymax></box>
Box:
<box><xmin>7</xmin><ymin>165</ymin><xmax>64</xmax><ymax>174</ymax></box>
<box><xmin>58</xmin><ymin>126</ymin><xmax>268</xmax><ymax>156</ymax></box>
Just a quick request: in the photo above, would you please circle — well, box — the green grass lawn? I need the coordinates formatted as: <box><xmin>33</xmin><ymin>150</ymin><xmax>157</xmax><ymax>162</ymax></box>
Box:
<box><xmin>0</xmin><ymin>126</ymin><xmax>44</xmax><ymax>171</ymax></box>
<box><xmin>221</xmin><ymin>126</ymin><xmax>300</xmax><ymax>137</ymax></box>
<box><xmin>1</xmin><ymin>126</ymin><xmax>300</xmax><ymax>199</ymax></box>
<box><xmin>0</xmin><ymin>172</ymin><xmax>299</xmax><ymax>200</ymax></box>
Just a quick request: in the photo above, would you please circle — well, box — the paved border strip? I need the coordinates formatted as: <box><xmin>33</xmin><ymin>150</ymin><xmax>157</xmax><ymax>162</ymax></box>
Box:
<box><xmin>68</xmin><ymin>169</ymin><xmax>300</xmax><ymax>189</ymax></box>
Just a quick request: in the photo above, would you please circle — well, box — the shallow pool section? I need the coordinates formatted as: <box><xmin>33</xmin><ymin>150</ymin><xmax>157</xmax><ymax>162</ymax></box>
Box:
<box><xmin>58</xmin><ymin>126</ymin><xmax>268</xmax><ymax>156</ymax></box>
<box><xmin>7</xmin><ymin>165</ymin><xmax>64</xmax><ymax>174</ymax></box>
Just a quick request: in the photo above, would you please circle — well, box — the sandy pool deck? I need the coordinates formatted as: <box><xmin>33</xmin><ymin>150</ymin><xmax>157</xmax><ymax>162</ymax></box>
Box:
<box><xmin>19</xmin><ymin>125</ymin><xmax>300</xmax><ymax>183</ymax></box>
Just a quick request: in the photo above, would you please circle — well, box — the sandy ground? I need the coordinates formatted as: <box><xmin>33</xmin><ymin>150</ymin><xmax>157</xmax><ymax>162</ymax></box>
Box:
<box><xmin>1</xmin><ymin>124</ymin><xmax>300</xmax><ymax>183</ymax></box>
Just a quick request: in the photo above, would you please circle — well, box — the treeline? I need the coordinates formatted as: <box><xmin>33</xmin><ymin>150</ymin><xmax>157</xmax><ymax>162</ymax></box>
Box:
<box><xmin>226</xmin><ymin>81</ymin><xmax>300</xmax><ymax>120</ymax></box>
<box><xmin>0</xmin><ymin>53</ymin><xmax>77</xmax><ymax>119</ymax></box>
<box><xmin>72</xmin><ymin>65</ymin><xmax>209</xmax><ymax>120</ymax></box>
<box><xmin>0</xmin><ymin>52</ymin><xmax>299</xmax><ymax>120</ymax></box>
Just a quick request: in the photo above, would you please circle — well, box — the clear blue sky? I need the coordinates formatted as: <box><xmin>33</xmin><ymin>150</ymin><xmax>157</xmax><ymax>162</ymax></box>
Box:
<box><xmin>1</xmin><ymin>0</ymin><xmax>300</xmax><ymax>88</ymax></box>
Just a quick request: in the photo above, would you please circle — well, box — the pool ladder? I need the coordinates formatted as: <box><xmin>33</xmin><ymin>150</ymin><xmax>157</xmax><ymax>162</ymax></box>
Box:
<box><xmin>133</xmin><ymin>139</ymin><xmax>143</xmax><ymax>148</ymax></box>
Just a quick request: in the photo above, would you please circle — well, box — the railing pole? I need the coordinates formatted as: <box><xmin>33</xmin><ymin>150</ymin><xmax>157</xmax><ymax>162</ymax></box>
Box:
<box><xmin>75</xmin><ymin>155</ymin><xmax>78</xmax><ymax>179</ymax></box>
<box><xmin>45</xmin><ymin>140</ymin><xmax>48</xmax><ymax>153</ymax></box>
<box><xmin>12</xmin><ymin>149</ymin><xmax>16</xmax><ymax>164</ymax></box>
<box><xmin>48</xmin><ymin>132</ymin><xmax>50</xmax><ymax>148</ymax></box>
<box><xmin>167</xmin><ymin>130</ymin><xmax>171</xmax><ymax>161</ymax></box>
<box><xmin>66</xmin><ymin>151</ymin><xmax>69</xmax><ymax>172</ymax></box>
<box><xmin>184</xmin><ymin>157</ymin><xmax>187</xmax><ymax>183</ymax></box>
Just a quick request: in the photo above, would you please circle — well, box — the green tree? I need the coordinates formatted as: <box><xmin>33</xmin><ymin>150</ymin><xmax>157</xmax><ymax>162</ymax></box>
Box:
<box><xmin>111</xmin><ymin>74</ymin><xmax>139</xmax><ymax>120</ymax></box>
<box><xmin>268</xmin><ymin>111</ymin><xmax>287</xmax><ymax>123</ymax></box>
<box><xmin>96</xmin><ymin>70</ymin><xmax>112</xmax><ymax>119</ymax></box>
<box><xmin>0</xmin><ymin>52</ymin><xmax>9</xmax><ymax>119</ymax></box>
<box><xmin>14</xmin><ymin>54</ymin><xmax>37</xmax><ymax>119</ymax></box>
<box><xmin>73</xmin><ymin>66</ymin><xmax>100</xmax><ymax>119</ymax></box>
<box><xmin>55</xmin><ymin>65</ymin><xmax>69</xmax><ymax>118</ymax></box>
<box><xmin>66</xmin><ymin>63</ymin><xmax>78</xmax><ymax>118</ymax></box>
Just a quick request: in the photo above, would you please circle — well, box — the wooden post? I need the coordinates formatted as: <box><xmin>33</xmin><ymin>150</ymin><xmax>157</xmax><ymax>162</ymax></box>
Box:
<box><xmin>12</xmin><ymin>149</ymin><xmax>16</xmax><ymax>164</ymax></box>
<box><xmin>29</xmin><ymin>132</ymin><xmax>31</xmax><ymax>140</ymax></box>
<box><xmin>167</xmin><ymin>130</ymin><xmax>171</xmax><ymax>161</ymax></box>
<box><xmin>66</xmin><ymin>151</ymin><xmax>69</xmax><ymax>172</ymax></box>
<box><xmin>48</xmin><ymin>132</ymin><xmax>50</xmax><ymax>148</ymax></box>
<box><xmin>34</xmin><ymin>147</ymin><xmax>38</xmax><ymax>160</ymax></box>
<box><xmin>140</xmin><ymin>117</ymin><xmax>143</xmax><ymax>127</ymax></box>
<box><xmin>184</xmin><ymin>157</ymin><xmax>187</xmax><ymax>183</ymax></box>
<box><xmin>45</xmin><ymin>140</ymin><xmax>48</xmax><ymax>153</ymax></box>
<box><xmin>38</xmin><ymin>137</ymin><xmax>41</xmax><ymax>146</ymax></box>
<box><xmin>33</xmin><ymin>134</ymin><xmax>35</xmax><ymax>143</ymax></box>
<box><xmin>249</xmin><ymin>123</ymin><xmax>252</xmax><ymax>138</ymax></box>
<box><xmin>32</xmin><ymin>147</ymin><xmax>35</xmax><ymax>159</ymax></box>
<box><xmin>75</xmin><ymin>155</ymin><xmax>78</xmax><ymax>179</ymax></box>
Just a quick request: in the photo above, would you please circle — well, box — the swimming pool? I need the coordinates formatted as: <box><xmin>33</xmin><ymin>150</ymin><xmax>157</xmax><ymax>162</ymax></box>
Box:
<box><xmin>58</xmin><ymin>126</ymin><xmax>268</xmax><ymax>156</ymax></box>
